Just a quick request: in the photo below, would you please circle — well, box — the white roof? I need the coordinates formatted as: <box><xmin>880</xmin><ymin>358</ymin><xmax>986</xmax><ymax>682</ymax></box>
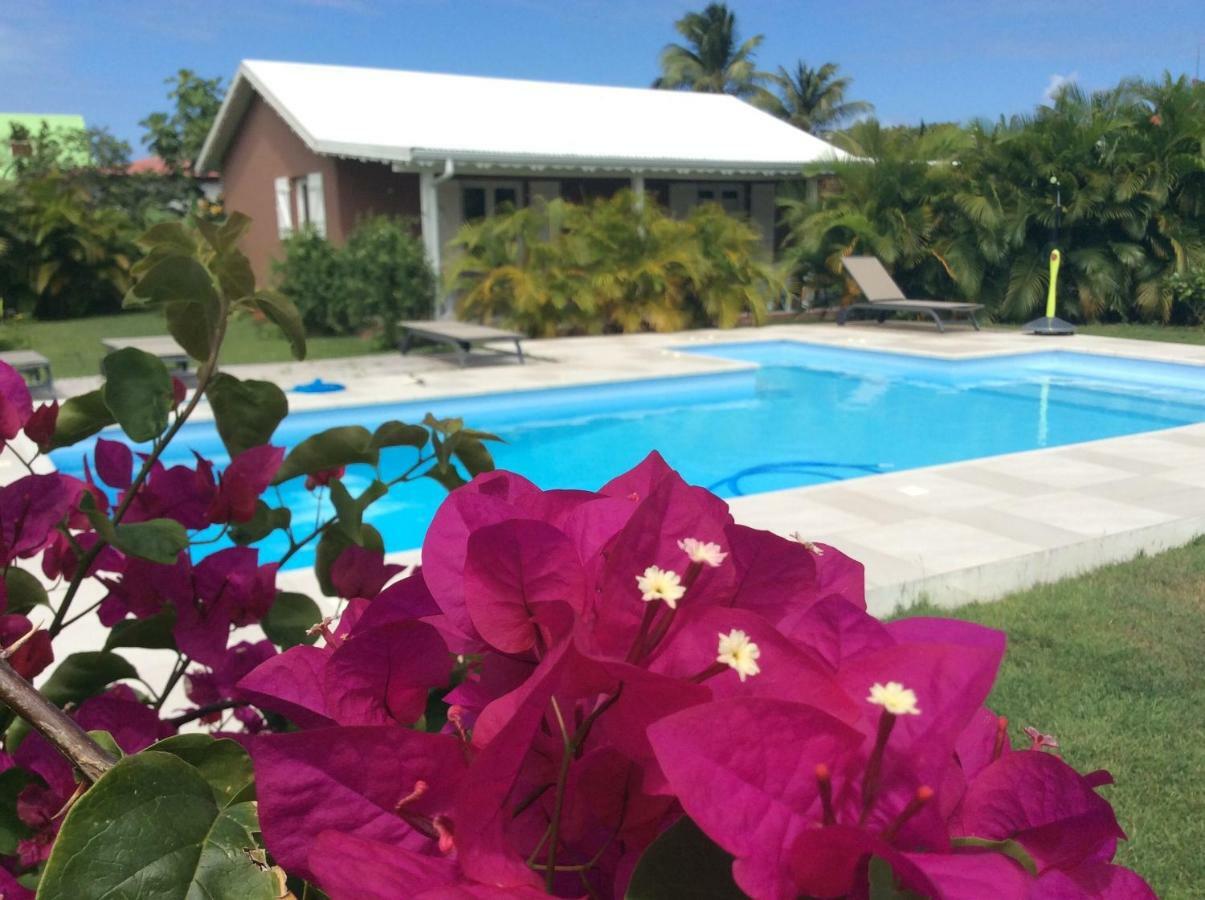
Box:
<box><xmin>197</xmin><ymin>60</ymin><xmax>851</xmax><ymax>176</ymax></box>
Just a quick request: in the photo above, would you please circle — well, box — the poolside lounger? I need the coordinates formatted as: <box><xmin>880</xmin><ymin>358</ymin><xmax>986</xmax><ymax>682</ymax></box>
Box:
<box><xmin>398</xmin><ymin>320</ymin><xmax>526</xmax><ymax>367</ymax></box>
<box><xmin>101</xmin><ymin>336</ymin><xmax>190</xmax><ymax>373</ymax></box>
<box><xmin>839</xmin><ymin>256</ymin><xmax>983</xmax><ymax>333</ymax></box>
<box><xmin>0</xmin><ymin>350</ymin><xmax>54</xmax><ymax>399</ymax></box>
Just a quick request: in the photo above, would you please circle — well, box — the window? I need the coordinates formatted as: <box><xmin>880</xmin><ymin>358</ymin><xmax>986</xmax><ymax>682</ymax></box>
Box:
<box><xmin>276</xmin><ymin>172</ymin><xmax>327</xmax><ymax>238</ymax></box>
<box><xmin>461</xmin><ymin>181</ymin><xmax>523</xmax><ymax>221</ymax></box>
<box><xmin>697</xmin><ymin>183</ymin><xmax>745</xmax><ymax>215</ymax></box>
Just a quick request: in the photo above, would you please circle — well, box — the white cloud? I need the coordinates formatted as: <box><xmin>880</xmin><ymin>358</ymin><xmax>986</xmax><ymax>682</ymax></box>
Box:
<box><xmin>1042</xmin><ymin>71</ymin><xmax>1079</xmax><ymax>104</ymax></box>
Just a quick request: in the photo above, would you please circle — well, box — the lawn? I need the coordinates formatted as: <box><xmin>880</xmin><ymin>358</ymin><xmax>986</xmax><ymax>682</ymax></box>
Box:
<box><xmin>987</xmin><ymin>321</ymin><xmax>1205</xmax><ymax>346</ymax></box>
<box><xmin>896</xmin><ymin>537</ymin><xmax>1205</xmax><ymax>899</ymax></box>
<box><xmin>1074</xmin><ymin>322</ymin><xmax>1205</xmax><ymax>346</ymax></box>
<box><xmin>1</xmin><ymin>310</ymin><xmax>385</xmax><ymax>378</ymax></box>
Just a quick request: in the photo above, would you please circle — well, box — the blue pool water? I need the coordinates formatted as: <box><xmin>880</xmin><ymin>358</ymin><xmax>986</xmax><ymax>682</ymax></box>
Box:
<box><xmin>51</xmin><ymin>342</ymin><xmax>1205</xmax><ymax>568</ymax></box>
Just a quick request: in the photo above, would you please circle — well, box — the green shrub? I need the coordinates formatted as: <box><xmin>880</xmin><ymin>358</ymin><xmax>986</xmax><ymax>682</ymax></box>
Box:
<box><xmin>447</xmin><ymin>191</ymin><xmax>784</xmax><ymax>336</ymax></box>
<box><xmin>1167</xmin><ymin>269</ymin><xmax>1205</xmax><ymax>325</ymax></box>
<box><xmin>276</xmin><ymin>217</ymin><xmax>434</xmax><ymax>347</ymax></box>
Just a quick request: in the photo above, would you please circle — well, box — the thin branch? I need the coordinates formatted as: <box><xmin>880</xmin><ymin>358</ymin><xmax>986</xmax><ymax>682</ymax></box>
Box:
<box><xmin>0</xmin><ymin>658</ymin><xmax>115</xmax><ymax>782</ymax></box>
<box><xmin>168</xmin><ymin>699</ymin><xmax>248</xmax><ymax>727</ymax></box>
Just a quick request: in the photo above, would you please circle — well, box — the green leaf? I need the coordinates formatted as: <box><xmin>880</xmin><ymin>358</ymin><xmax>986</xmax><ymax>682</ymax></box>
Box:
<box><xmin>246</xmin><ymin>289</ymin><xmax>307</xmax><ymax>360</ymax></box>
<box><xmin>206</xmin><ymin>373</ymin><xmax>288</xmax><ymax>458</ymax></box>
<box><xmin>135</xmin><ymin>222</ymin><xmax>197</xmax><ymax>254</ymax></box>
<box><xmin>197</xmin><ymin>213</ymin><xmax>252</xmax><ymax>254</ymax></box>
<box><xmin>272</xmin><ymin>425</ymin><xmax>377</xmax><ymax>485</ymax></box>
<box><xmin>40</xmin><ymin>652</ymin><xmax>137</xmax><ymax>707</ymax></box>
<box><xmin>2</xmin><ymin>568</ymin><xmax>48</xmax><ymax>615</ymax></box>
<box><xmin>446</xmin><ymin>429</ymin><xmax>498</xmax><ymax>478</ymax></box>
<box><xmin>229</xmin><ymin>501</ymin><xmax>292</xmax><ymax>546</ymax></box>
<box><xmin>101</xmin><ymin>347</ymin><xmax>173</xmax><ymax>443</ymax></box>
<box><xmin>371</xmin><ymin>420</ymin><xmax>428</xmax><ymax>451</ymax></box>
<box><xmin>115</xmin><ymin>518</ymin><xmax>189</xmax><ymax>564</ymax></box>
<box><xmin>625</xmin><ymin>817</ymin><xmax>743</xmax><ymax>900</ymax></box>
<box><xmin>164</xmin><ymin>298</ymin><xmax>215</xmax><ymax>361</ymax></box>
<box><xmin>213</xmin><ymin>249</ymin><xmax>255</xmax><ymax>302</ymax></box>
<box><xmin>104</xmin><ymin>607</ymin><xmax>177</xmax><ymax>650</ymax></box>
<box><xmin>85</xmin><ymin>730</ymin><xmax>125</xmax><ymax>762</ymax></box>
<box><xmin>124</xmin><ymin>253</ymin><xmax>219</xmax><ymax>310</ymax></box>
<box><xmin>951</xmin><ymin>836</ymin><xmax>1039</xmax><ymax>876</ymax></box>
<box><xmin>0</xmin><ymin>769</ymin><xmax>31</xmax><ymax>855</ymax></box>
<box><xmin>425</xmin><ymin>463</ymin><xmax>467</xmax><ymax>492</ymax></box>
<box><xmin>262</xmin><ymin>592</ymin><xmax>321</xmax><ymax>648</ymax></box>
<box><xmin>148</xmin><ymin>734</ymin><xmax>256</xmax><ymax>807</ymax></box>
<box><xmin>314</xmin><ymin>524</ymin><xmax>383</xmax><ymax>596</ymax></box>
<box><xmin>51</xmin><ymin>390</ymin><xmax>115</xmax><ymax>448</ymax></box>
<box><xmin>38</xmin><ymin>753</ymin><xmax>276</xmax><ymax>900</ymax></box>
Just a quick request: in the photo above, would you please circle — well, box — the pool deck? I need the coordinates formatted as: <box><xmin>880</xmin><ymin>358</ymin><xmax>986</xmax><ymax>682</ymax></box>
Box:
<box><xmin>11</xmin><ymin>323</ymin><xmax>1205</xmax><ymax>623</ymax></box>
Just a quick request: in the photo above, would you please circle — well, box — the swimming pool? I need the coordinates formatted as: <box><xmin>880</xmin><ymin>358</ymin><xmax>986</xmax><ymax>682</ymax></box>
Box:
<box><xmin>51</xmin><ymin>341</ymin><xmax>1205</xmax><ymax>568</ymax></box>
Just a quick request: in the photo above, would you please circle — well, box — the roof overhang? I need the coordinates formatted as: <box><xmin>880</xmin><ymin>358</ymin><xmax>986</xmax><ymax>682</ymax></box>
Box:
<box><xmin>197</xmin><ymin>63</ymin><xmax>846</xmax><ymax>178</ymax></box>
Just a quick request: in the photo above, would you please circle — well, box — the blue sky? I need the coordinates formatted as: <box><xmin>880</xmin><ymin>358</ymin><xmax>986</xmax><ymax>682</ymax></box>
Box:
<box><xmin>3</xmin><ymin>0</ymin><xmax>1202</xmax><ymax>152</ymax></box>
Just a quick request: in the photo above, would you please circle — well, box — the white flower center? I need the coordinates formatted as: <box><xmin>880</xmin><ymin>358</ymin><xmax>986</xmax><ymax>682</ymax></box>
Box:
<box><xmin>678</xmin><ymin>537</ymin><xmax>727</xmax><ymax>568</ymax></box>
<box><xmin>636</xmin><ymin>566</ymin><xmax>686</xmax><ymax>608</ymax></box>
<box><xmin>867</xmin><ymin>681</ymin><xmax>921</xmax><ymax>716</ymax></box>
<box><xmin>716</xmin><ymin>628</ymin><xmax>761</xmax><ymax>681</ymax></box>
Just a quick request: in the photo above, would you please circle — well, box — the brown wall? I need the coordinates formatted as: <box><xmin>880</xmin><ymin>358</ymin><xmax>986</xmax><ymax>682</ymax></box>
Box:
<box><xmin>332</xmin><ymin>159</ymin><xmax>421</xmax><ymax>239</ymax></box>
<box><xmin>218</xmin><ymin>94</ymin><xmax>420</xmax><ymax>284</ymax></box>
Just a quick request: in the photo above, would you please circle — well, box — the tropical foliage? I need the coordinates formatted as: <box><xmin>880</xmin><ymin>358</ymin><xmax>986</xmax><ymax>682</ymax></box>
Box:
<box><xmin>447</xmin><ymin>191</ymin><xmax>785</xmax><ymax>335</ymax></box>
<box><xmin>0</xmin><ymin>221</ymin><xmax>1155</xmax><ymax>896</ymax></box>
<box><xmin>138</xmin><ymin>69</ymin><xmax>225</xmax><ymax>173</ymax></box>
<box><xmin>276</xmin><ymin>216</ymin><xmax>435</xmax><ymax>346</ymax></box>
<box><xmin>653</xmin><ymin>2</ymin><xmax>770</xmax><ymax>101</ymax></box>
<box><xmin>787</xmin><ymin>76</ymin><xmax>1205</xmax><ymax>323</ymax></box>
<box><xmin>763</xmin><ymin>61</ymin><xmax>874</xmax><ymax>134</ymax></box>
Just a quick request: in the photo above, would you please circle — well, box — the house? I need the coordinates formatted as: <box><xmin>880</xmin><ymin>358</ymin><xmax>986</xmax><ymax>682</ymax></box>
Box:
<box><xmin>1</xmin><ymin>114</ymin><xmax>89</xmax><ymax>177</ymax></box>
<box><xmin>196</xmin><ymin>60</ymin><xmax>851</xmax><ymax>313</ymax></box>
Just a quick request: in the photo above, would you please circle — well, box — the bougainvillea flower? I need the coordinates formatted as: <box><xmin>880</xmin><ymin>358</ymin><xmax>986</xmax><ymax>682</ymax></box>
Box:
<box><xmin>172</xmin><ymin>547</ymin><xmax>277</xmax><ymax>666</ymax></box>
<box><xmin>953</xmin><ymin>750</ymin><xmax>1126</xmax><ymax>874</ymax></box>
<box><xmin>94</xmin><ymin>438</ymin><xmax>134</xmax><ymax>491</ymax></box>
<box><xmin>97</xmin><ymin>555</ymin><xmax>191</xmax><ymax>625</ymax></box>
<box><xmin>0</xmin><ymin>362</ymin><xmax>32</xmax><ymax>443</ymax></box>
<box><xmin>649</xmin><ymin>698</ymin><xmax>864</xmax><ymax>899</ymax></box>
<box><xmin>237</xmin><ymin>645</ymin><xmax>335</xmax><ymax>729</ymax></box>
<box><xmin>463</xmin><ymin>519</ymin><xmax>585</xmax><ymax>654</ymax></box>
<box><xmin>21</xmin><ymin>401</ymin><xmax>58</xmax><ymax>453</ymax></box>
<box><xmin>253</xmin><ymin>725</ymin><xmax>468</xmax><ymax>880</ymax></box>
<box><xmin>121</xmin><ymin>455</ymin><xmax>216</xmax><ymax>529</ymax></box>
<box><xmin>186</xmin><ymin>639</ymin><xmax>277</xmax><ymax>713</ymax></box>
<box><xmin>329</xmin><ymin>544</ymin><xmax>404</xmax><ymax>601</ymax></box>
<box><xmin>780</xmin><ymin>594</ymin><xmax>893</xmax><ymax>670</ymax></box>
<box><xmin>0</xmin><ymin>475</ymin><xmax>80</xmax><ymax>566</ymax></box>
<box><xmin>322</xmin><ymin>621</ymin><xmax>451</xmax><ymax>726</ymax></box>
<box><xmin>207</xmin><ymin>444</ymin><xmax>284</xmax><ymax>524</ymax></box>
<box><xmin>0</xmin><ymin>615</ymin><xmax>53</xmax><ymax>680</ymax></box>
<box><xmin>303</xmin><ymin>465</ymin><xmax>345</xmax><ymax>491</ymax></box>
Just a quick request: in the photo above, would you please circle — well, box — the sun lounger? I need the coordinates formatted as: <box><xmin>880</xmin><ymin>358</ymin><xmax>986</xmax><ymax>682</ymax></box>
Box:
<box><xmin>101</xmin><ymin>336</ymin><xmax>190</xmax><ymax>372</ymax></box>
<box><xmin>839</xmin><ymin>256</ymin><xmax>983</xmax><ymax>332</ymax></box>
<box><xmin>0</xmin><ymin>350</ymin><xmax>54</xmax><ymax>399</ymax></box>
<box><xmin>398</xmin><ymin>321</ymin><xmax>526</xmax><ymax>366</ymax></box>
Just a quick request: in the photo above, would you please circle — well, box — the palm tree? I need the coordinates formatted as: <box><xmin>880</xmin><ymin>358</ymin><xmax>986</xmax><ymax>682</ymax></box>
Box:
<box><xmin>766</xmin><ymin>62</ymin><xmax>874</xmax><ymax>134</ymax></box>
<box><xmin>653</xmin><ymin>3</ymin><xmax>770</xmax><ymax>101</ymax></box>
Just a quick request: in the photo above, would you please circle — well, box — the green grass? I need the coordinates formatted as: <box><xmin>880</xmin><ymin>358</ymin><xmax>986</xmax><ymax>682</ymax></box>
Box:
<box><xmin>987</xmin><ymin>321</ymin><xmax>1205</xmax><ymax>346</ymax></box>
<box><xmin>895</xmin><ymin>538</ymin><xmax>1205</xmax><ymax>898</ymax></box>
<box><xmin>1</xmin><ymin>311</ymin><xmax>386</xmax><ymax>378</ymax></box>
<box><xmin>1074</xmin><ymin>322</ymin><xmax>1205</xmax><ymax>346</ymax></box>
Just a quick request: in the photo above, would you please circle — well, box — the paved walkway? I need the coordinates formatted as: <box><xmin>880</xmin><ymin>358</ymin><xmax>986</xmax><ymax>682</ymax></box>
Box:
<box><xmin>12</xmin><ymin>323</ymin><xmax>1205</xmax><ymax>623</ymax></box>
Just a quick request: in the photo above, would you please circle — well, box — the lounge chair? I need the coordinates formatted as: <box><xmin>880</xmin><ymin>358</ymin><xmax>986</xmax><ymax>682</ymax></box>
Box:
<box><xmin>101</xmin><ymin>336</ymin><xmax>190</xmax><ymax>373</ymax></box>
<box><xmin>398</xmin><ymin>321</ymin><xmax>526</xmax><ymax>367</ymax></box>
<box><xmin>0</xmin><ymin>350</ymin><xmax>54</xmax><ymax>399</ymax></box>
<box><xmin>838</xmin><ymin>256</ymin><xmax>983</xmax><ymax>332</ymax></box>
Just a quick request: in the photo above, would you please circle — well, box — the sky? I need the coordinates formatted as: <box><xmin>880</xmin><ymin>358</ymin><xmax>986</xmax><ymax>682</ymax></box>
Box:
<box><xmin>2</xmin><ymin>0</ymin><xmax>1202</xmax><ymax>153</ymax></box>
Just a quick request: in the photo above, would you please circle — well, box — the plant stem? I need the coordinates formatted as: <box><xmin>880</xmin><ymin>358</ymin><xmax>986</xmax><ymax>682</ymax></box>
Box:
<box><xmin>544</xmin><ymin>697</ymin><xmax>573</xmax><ymax>892</ymax></box>
<box><xmin>0</xmin><ymin>658</ymin><xmax>115</xmax><ymax>782</ymax></box>
<box><xmin>49</xmin><ymin>322</ymin><xmax>227</xmax><ymax>638</ymax></box>
<box><xmin>154</xmin><ymin>654</ymin><xmax>189</xmax><ymax>712</ymax></box>
<box><xmin>168</xmin><ymin>699</ymin><xmax>248</xmax><ymax>726</ymax></box>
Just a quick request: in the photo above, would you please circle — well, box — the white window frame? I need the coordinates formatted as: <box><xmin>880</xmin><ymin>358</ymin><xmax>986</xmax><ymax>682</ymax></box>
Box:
<box><xmin>695</xmin><ymin>182</ymin><xmax>746</xmax><ymax>215</ymax></box>
<box><xmin>460</xmin><ymin>180</ymin><xmax>524</xmax><ymax>220</ymax></box>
